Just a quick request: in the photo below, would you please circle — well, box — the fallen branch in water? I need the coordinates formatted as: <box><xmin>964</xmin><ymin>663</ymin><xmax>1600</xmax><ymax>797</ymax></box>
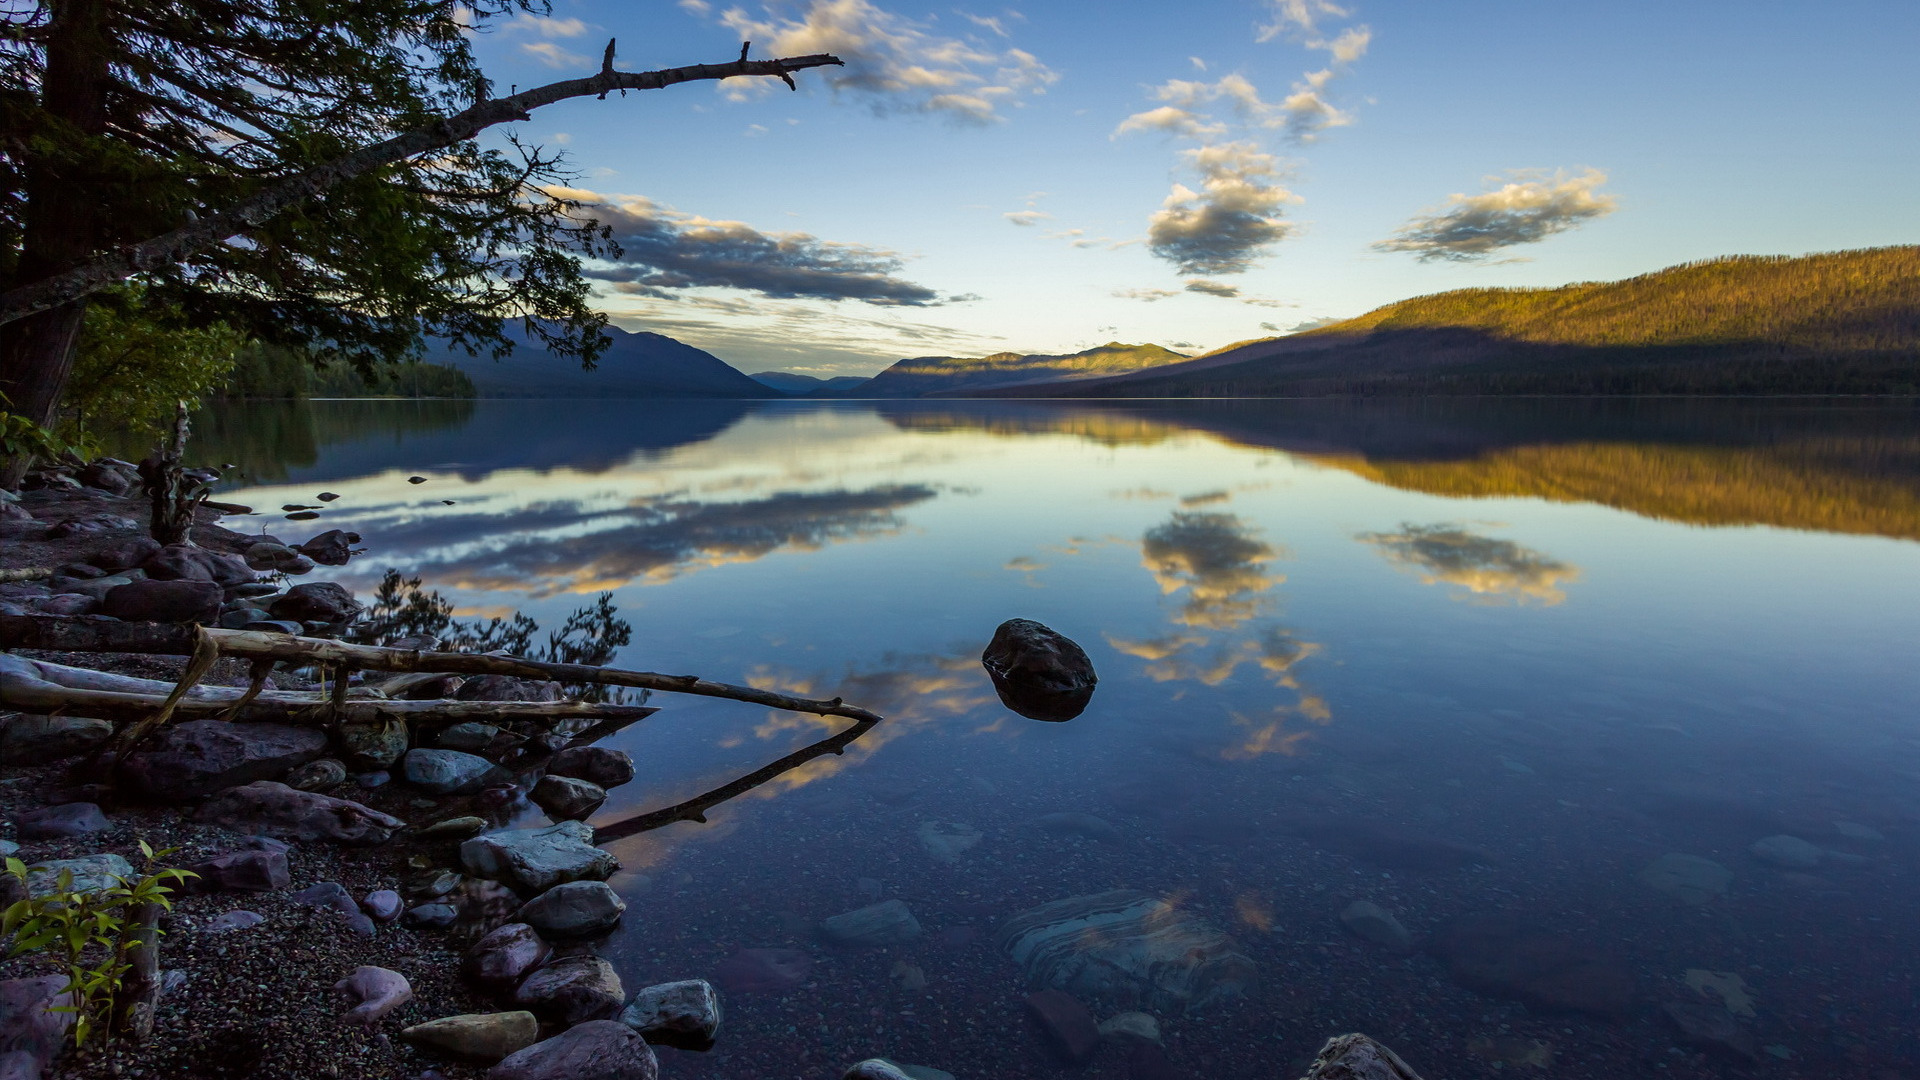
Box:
<box><xmin>593</xmin><ymin>712</ymin><xmax>879</xmax><ymax>843</ymax></box>
<box><xmin>0</xmin><ymin>615</ymin><xmax>884</xmax><ymax>723</ymax></box>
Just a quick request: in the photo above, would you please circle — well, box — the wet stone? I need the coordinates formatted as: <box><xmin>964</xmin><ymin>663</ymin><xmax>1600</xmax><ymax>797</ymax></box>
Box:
<box><xmin>401</xmin><ymin>1011</ymin><xmax>540</xmax><ymax>1063</ymax></box>
<box><xmin>1340</xmin><ymin>900</ymin><xmax>1413</xmax><ymax>952</ymax></box>
<box><xmin>514</xmin><ymin>954</ymin><xmax>626</xmax><ymax>1025</ymax></box>
<box><xmin>436</xmin><ymin>723</ymin><xmax>500</xmax><ymax>752</ymax></box>
<box><xmin>460</xmin><ymin>820</ymin><xmax>618</xmax><ymax>893</ymax></box>
<box><xmin>619</xmin><ymin>979</ymin><xmax>724</xmax><ymax>1051</ymax></box>
<box><xmin>422</xmin><ymin>815</ymin><xmax>489</xmax><ymax>840</ymax></box>
<box><xmin>405</xmin><ymin>748</ymin><xmax>511</xmax><ymax>795</ymax></box>
<box><xmin>466</xmin><ymin>923</ymin><xmax>551</xmax><ymax>990</ymax></box>
<box><xmin>547</xmin><ymin>746</ymin><xmax>636</xmax><ymax>789</ymax></box>
<box><xmin>917</xmin><ymin>820</ymin><xmax>982</xmax><ymax>864</ymax></box>
<box><xmin>515</xmin><ymin>880</ymin><xmax>626</xmax><ymax>938</ymax></box>
<box><xmin>981</xmin><ymin>617</ymin><xmax>1097</xmax><ymax>721</ymax></box>
<box><xmin>1026</xmin><ymin>989</ymin><xmax>1100</xmax><ymax>1065</ymax></box>
<box><xmin>405</xmin><ymin>903</ymin><xmax>461</xmax><ymax>929</ymax></box>
<box><xmin>531</xmin><ymin>774</ymin><xmax>607</xmax><ymax>822</ymax></box>
<box><xmin>488</xmin><ymin>1019</ymin><xmax>658</xmax><ymax>1080</ymax></box>
<box><xmin>997</xmin><ymin>890</ymin><xmax>1256</xmax><ymax>1013</ymax></box>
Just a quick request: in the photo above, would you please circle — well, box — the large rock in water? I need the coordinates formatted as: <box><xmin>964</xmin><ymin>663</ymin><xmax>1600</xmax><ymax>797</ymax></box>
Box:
<box><xmin>404</xmin><ymin>749</ymin><xmax>510</xmax><ymax>795</ymax></box>
<box><xmin>618</xmin><ymin>980</ymin><xmax>723</xmax><ymax>1051</ymax></box>
<box><xmin>995</xmin><ymin>890</ymin><xmax>1256</xmax><ymax>1013</ymax></box>
<box><xmin>195</xmin><ymin>781</ymin><xmax>405</xmax><ymax>844</ymax></box>
<box><xmin>514</xmin><ymin>955</ymin><xmax>625</xmax><ymax>1025</ymax></box>
<box><xmin>980</xmin><ymin>618</ymin><xmax>1096</xmax><ymax>721</ymax></box>
<box><xmin>121</xmin><ymin>719</ymin><xmax>328</xmax><ymax>799</ymax></box>
<box><xmin>488</xmin><ymin>1020</ymin><xmax>658</xmax><ymax>1080</ymax></box>
<box><xmin>820</xmin><ymin>900</ymin><xmax>922</xmax><ymax>946</ymax></box>
<box><xmin>461</xmin><ymin>821</ymin><xmax>618</xmax><ymax>893</ymax></box>
<box><xmin>515</xmin><ymin>881</ymin><xmax>626</xmax><ymax>938</ymax></box>
<box><xmin>1428</xmin><ymin>917</ymin><xmax>1634</xmax><ymax>1016</ymax></box>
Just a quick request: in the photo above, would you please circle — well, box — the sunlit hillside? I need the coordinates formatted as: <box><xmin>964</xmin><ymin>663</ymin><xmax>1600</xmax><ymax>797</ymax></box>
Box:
<box><xmin>858</xmin><ymin>342</ymin><xmax>1191</xmax><ymax>397</ymax></box>
<box><xmin>988</xmin><ymin>247</ymin><xmax>1920</xmax><ymax>398</ymax></box>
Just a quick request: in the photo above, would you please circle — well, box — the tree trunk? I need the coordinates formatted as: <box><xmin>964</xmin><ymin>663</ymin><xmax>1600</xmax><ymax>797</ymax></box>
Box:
<box><xmin>0</xmin><ymin>0</ymin><xmax>111</xmax><ymax>487</ymax></box>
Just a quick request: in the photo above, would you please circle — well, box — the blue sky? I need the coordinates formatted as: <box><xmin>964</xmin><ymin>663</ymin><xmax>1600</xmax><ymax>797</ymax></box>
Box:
<box><xmin>468</xmin><ymin>0</ymin><xmax>1920</xmax><ymax>375</ymax></box>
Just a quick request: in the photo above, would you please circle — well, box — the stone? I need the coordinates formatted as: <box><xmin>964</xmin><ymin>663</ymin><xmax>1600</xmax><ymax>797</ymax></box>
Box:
<box><xmin>981</xmin><ymin>617</ymin><xmax>1097</xmax><ymax>721</ymax></box>
<box><xmin>336</xmin><ymin>720</ymin><xmax>409</xmax><ymax>771</ymax></box>
<box><xmin>460</xmin><ymin>821</ymin><xmax>618</xmax><ymax>893</ymax></box>
<box><xmin>488</xmin><ymin>1020</ymin><xmax>658</xmax><ymax>1080</ymax></box>
<box><xmin>0</xmin><ymin>976</ymin><xmax>77</xmax><ymax>1080</ymax></box>
<box><xmin>531</xmin><ymin>775</ymin><xmax>607</xmax><ymax>822</ymax></box>
<box><xmin>404</xmin><ymin>749</ymin><xmax>510</xmax><ymax>795</ymax></box>
<box><xmin>1035</xmin><ymin>812</ymin><xmax>1119</xmax><ymax>842</ymax></box>
<box><xmin>142</xmin><ymin>544</ymin><xmax>254</xmax><ymax>586</ymax></box>
<box><xmin>1750</xmin><ymin>834</ymin><xmax>1823</xmax><ymax>869</ymax></box>
<box><xmin>204</xmin><ymin>910</ymin><xmax>265</xmax><ymax>933</ymax></box>
<box><xmin>24</xmin><ymin>854</ymin><xmax>134</xmax><ymax>899</ymax></box>
<box><xmin>0</xmin><ymin>715</ymin><xmax>112</xmax><ymax>765</ymax></box>
<box><xmin>195</xmin><ymin>781</ymin><xmax>405</xmax><ymax>844</ymax></box>
<box><xmin>436</xmin><ymin>723</ymin><xmax>500</xmax><ymax>751</ymax></box>
<box><xmin>1834</xmin><ymin>820</ymin><xmax>1884</xmax><ymax>841</ymax></box>
<box><xmin>46</xmin><ymin>514</ymin><xmax>136</xmax><ymax>537</ymax></box>
<box><xmin>843</xmin><ymin>1062</ymin><xmax>913</xmax><ymax>1080</ymax></box>
<box><xmin>709</xmin><ymin>948</ymin><xmax>811</xmax><ymax>993</ymax></box>
<box><xmin>1299</xmin><ymin>1034</ymin><xmax>1427</xmax><ymax>1079</ymax></box>
<box><xmin>243</xmin><ymin>542</ymin><xmax>314</xmax><ymax>575</ymax></box>
<box><xmin>0</xmin><ymin>842</ymin><xmax>14</xmax><ymax>858</ymax></box>
<box><xmin>820</xmin><ymin>899</ymin><xmax>922</xmax><ymax>947</ymax></box>
<box><xmin>189</xmin><ymin>848</ymin><xmax>290</xmax><ymax>892</ymax></box>
<box><xmin>516</xmin><ymin>880</ymin><xmax>626</xmax><ymax>937</ymax></box>
<box><xmin>1662</xmin><ymin>1000</ymin><xmax>1759</xmax><ymax>1061</ymax></box>
<box><xmin>1340</xmin><ymin>900</ymin><xmax>1413</xmax><ymax>952</ymax></box>
<box><xmin>76</xmin><ymin>461</ymin><xmax>138</xmax><ymax>495</ymax></box>
<box><xmin>1098</xmin><ymin>1011</ymin><xmax>1161</xmax><ymax>1043</ymax></box>
<box><xmin>618</xmin><ymin>979</ymin><xmax>723</xmax><ymax>1051</ymax></box>
<box><xmin>284</xmin><ymin>758</ymin><xmax>348</xmax><ymax>792</ymax></box>
<box><xmin>89</xmin><ymin>536</ymin><xmax>163</xmax><ymax>573</ymax></box>
<box><xmin>514</xmin><ymin>955</ymin><xmax>625</xmax><ymax>1025</ymax></box>
<box><xmin>1428</xmin><ymin>917</ymin><xmax>1634</xmax><ymax>1016</ymax></box>
<box><xmin>547</xmin><ymin>746</ymin><xmax>635</xmax><ymax>789</ymax></box>
<box><xmin>225</xmin><ymin>581</ymin><xmax>282</xmax><ymax>599</ymax></box>
<box><xmin>1026</xmin><ymin>989</ymin><xmax>1100</xmax><ymax>1064</ymax></box>
<box><xmin>466</xmin><ymin>923</ymin><xmax>551</xmax><ymax>989</ymax></box>
<box><xmin>269</xmin><ymin>581</ymin><xmax>362</xmax><ymax>624</ymax></box>
<box><xmin>53</xmin><ymin>563</ymin><xmax>107</xmax><ymax>580</ymax></box>
<box><xmin>422</xmin><ymin>816</ymin><xmax>488</xmax><ymax>840</ymax></box>
<box><xmin>101</xmin><ymin>578</ymin><xmax>222</xmax><ymax>622</ymax></box>
<box><xmin>13</xmin><ymin>802</ymin><xmax>109</xmax><ymax>840</ymax></box>
<box><xmin>889</xmin><ymin>960</ymin><xmax>926</xmax><ymax>991</ymax></box>
<box><xmin>292</xmin><ymin>882</ymin><xmax>362</xmax><ymax>917</ymax></box>
<box><xmin>404</xmin><ymin>903</ymin><xmax>460</xmax><ymax>929</ymax></box>
<box><xmin>362</xmin><ymin>890</ymin><xmax>404</xmax><ymax>923</ymax></box>
<box><xmin>29</xmin><ymin>592</ymin><xmax>98</xmax><ymax>616</ymax></box>
<box><xmin>297</xmin><ymin>529</ymin><xmax>360</xmax><ymax>566</ymax></box>
<box><xmin>1639</xmin><ymin>853</ymin><xmax>1733</xmax><ymax>905</ymax></box>
<box><xmin>917</xmin><ymin>820</ymin><xmax>982</xmax><ymax>864</ymax></box>
<box><xmin>458</xmin><ymin>676</ymin><xmax>561</xmax><ymax>702</ymax></box>
<box><xmin>383</xmin><ymin>672</ymin><xmax>465</xmax><ymax>700</ymax></box>
<box><xmin>996</xmin><ymin>890</ymin><xmax>1257</xmax><ymax>1014</ymax></box>
<box><xmin>123</xmin><ymin>720</ymin><xmax>329</xmax><ymax>799</ymax></box>
<box><xmin>336</xmin><ymin>966</ymin><xmax>413</xmax><ymax>1026</ymax></box>
<box><xmin>242</xmin><ymin>619</ymin><xmax>304</xmax><ymax>634</ymax></box>
<box><xmin>402</xmin><ymin>1011</ymin><xmax>540</xmax><ymax>1063</ymax></box>
<box><xmin>48</xmin><ymin>572</ymin><xmax>139</xmax><ymax>603</ymax></box>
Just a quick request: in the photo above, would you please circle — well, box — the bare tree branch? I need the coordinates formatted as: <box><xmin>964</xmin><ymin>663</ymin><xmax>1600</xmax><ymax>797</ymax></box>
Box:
<box><xmin>0</xmin><ymin>42</ymin><xmax>843</xmax><ymax>326</ymax></box>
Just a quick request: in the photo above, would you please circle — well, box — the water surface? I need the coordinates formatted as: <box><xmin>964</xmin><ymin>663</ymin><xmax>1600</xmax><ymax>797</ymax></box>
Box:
<box><xmin>208</xmin><ymin>398</ymin><xmax>1920</xmax><ymax>1079</ymax></box>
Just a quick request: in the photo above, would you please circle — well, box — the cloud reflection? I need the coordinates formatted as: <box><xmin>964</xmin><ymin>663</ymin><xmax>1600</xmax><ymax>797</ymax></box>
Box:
<box><xmin>1358</xmin><ymin>523</ymin><xmax>1581</xmax><ymax>605</ymax></box>
<box><xmin>1141</xmin><ymin>510</ymin><xmax>1283</xmax><ymax>630</ymax></box>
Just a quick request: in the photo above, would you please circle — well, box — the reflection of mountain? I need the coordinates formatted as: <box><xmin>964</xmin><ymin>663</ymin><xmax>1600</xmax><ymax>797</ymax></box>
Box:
<box><xmin>370</xmin><ymin>484</ymin><xmax>940</xmax><ymax>596</ymax></box>
<box><xmin>874</xmin><ymin>398</ymin><xmax>1920</xmax><ymax>541</ymax></box>
<box><xmin>855</xmin><ymin>342</ymin><xmax>1191</xmax><ymax>398</ymax></box>
<box><xmin>422</xmin><ymin>323</ymin><xmax>773</xmax><ymax>398</ymax></box>
<box><xmin>196</xmin><ymin>399</ymin><xmax>762</xmax><ymax>486</ymax></box>
<box><xmin>970</xmin><ymin>248</ymin><xmax>1920</xmax><ymax>397</ymax></box>
<box><xmin>1360</xmin><ymin>524</ymin><xmax>1580</xmax><ymax>605</ymax></box>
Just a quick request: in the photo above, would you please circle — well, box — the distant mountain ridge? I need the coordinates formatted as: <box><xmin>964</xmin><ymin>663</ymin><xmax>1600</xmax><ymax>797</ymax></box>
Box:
<box><xmin>749</xmin><ymin>371</ymin><xmax>873</xmax><ymax>396</ymax></box>
<box><xmin>422</xmin><ymin>323</ymin><xmax>773</xmax><ymax>398</ymax></box>
<box><xmin>966</xmin><ymin>247</ymin><xmax>1920</xmax><ymax>398</ymax></box>
<box><xmin>854</xmin><ymin>342</ymin><xmax>1192</xmax><ymax>398</ymax></box>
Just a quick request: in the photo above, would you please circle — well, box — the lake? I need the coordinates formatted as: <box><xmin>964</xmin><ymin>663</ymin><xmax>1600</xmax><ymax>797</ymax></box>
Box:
<box><xmin>199</xmin><ymin>396</ymin><xmax>1920</xmax><ymax>1079</ymax></box>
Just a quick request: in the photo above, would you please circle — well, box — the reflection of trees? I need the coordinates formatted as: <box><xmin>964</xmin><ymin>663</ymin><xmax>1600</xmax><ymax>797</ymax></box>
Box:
<box><xmin>386</xmin><ymin>485</ymin><xmax>939</xmax><ymax>597</ymax></box>
<box><xmin>1111</xmin><ymin>509</ymin><xmax>1330</xmax><ymax>758</ymax></box>
<box><xmin>168</xmin><ymin>398</ymin><xmax>477</xmax><ymax>484</ymax></box>
<box><xmin>1358</xmin><ymin>523</ymin><xmax>1580</xmax><ymax>605</ymax></box>
<box><xmin>1140</xmin><ymin>511</ymin><xmax>1282</xmax><ymax>630</ymax></box>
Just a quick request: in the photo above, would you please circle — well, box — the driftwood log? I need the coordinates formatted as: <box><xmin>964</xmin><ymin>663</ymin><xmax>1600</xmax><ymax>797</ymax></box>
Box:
<box><xmin>0</xmin><ymin>615</ymin><xmax>883</xmax><ymax>723</ymax></box>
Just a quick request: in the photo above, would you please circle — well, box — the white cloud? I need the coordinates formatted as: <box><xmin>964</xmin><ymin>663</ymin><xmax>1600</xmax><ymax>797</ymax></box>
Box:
<box><xmin>1117</xmin><ymin>71</ymin><xmax>1346</xmax><ymax>145</ymax></box>
<box><xmin>1147</xmin><ymin>143</ymin><xmax>1298</xmax><ymax>276</ymax></box>
<box><xmin>1114</xmin><ymin>286</ymin><xmax>1179</xmax><ymax>302</ymax></box>
<box><xmin>707</xmin><ymin>0</ymin><xmax>1056</xmax><ymax>123</ymax></box>
<box><xmin>1256</xmin><ymin>0</ymin><xmax>1350</xmax><ymax>43</ymax></box>
<box><xmin>505</xmin><ymin>13</ymin><xmax>590</xmax><ymax>37</ymax></box>
<box><xmin>1113</xmin><ymin>104</ymin><xmax>1226</xmax><ymax>140</ymax></box>
<box><xmin>1373</xmin><ymin>168</ymin><xmax>1619</xmax><ymax>262</ymax></box>
<box><xmin>520</xmin><ymin>41</ymin><xmax>590</xmax><ymax>68</ymax></box>
<box><xmin>1183</xmin><ymin>279</ymin><xmax>1289</xmax><ymax>307</ymax></box>
<box><xmin>1003</xmin><ymin>209</ymin><xmax>1050</xmax><ymax>226</ymax></box>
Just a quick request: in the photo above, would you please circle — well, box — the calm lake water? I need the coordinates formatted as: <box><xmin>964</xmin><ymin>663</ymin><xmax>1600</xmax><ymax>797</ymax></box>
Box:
<box><xmin>200</xmin><ymin>397</ymin><xmax>1920</xmax><ymax>1079</ymax></box>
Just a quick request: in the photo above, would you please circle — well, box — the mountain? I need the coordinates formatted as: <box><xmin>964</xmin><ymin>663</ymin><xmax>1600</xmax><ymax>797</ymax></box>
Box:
<box><xmin>749</xmin><ymin>371</ymin><xmax>874</xmax><ymax>396</ymax></box>
<box><xmin>422</xmin><ymin>323</ymin><xmax>773</xmax><ymax>398</ymax></box>
<box><xmin>967</xmin><ymin>247</ymin><xmax>1920</xmax><ymax>398</ymax></box>
<box><xmin>856</xmin><ymin>342</ymin><xmax>1192</xmax><ymax>398</ymax></box>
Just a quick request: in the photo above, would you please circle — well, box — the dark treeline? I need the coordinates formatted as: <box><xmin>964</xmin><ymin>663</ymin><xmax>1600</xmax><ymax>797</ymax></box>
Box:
<box><xmin>219</xmin><ymin>342</ymin><xmax>475</xmax><ymax>399</ymax></box>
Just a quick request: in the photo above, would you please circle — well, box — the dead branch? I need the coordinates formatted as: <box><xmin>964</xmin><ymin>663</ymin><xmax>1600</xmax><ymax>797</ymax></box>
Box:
<box><xmin>0</xmin><ymin>614</ymin><xmax>882</xmax><ymax>723</ymax></box>
<box><xmin>593</xmin><ymin>712</ymin><xmax>878</xmax><ymax>843</ymax></box>
<box><xmin>0</xmin><ymin>44</ymin><xmax>844</xmax><ymax>326</ymax></box>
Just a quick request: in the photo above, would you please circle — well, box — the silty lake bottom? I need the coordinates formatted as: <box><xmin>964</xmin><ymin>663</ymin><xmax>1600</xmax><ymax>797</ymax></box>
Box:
<box><xmin>195</xmin><ymin>397</ymin><xmax>1920</xmax><ymax>1080</ymax></box>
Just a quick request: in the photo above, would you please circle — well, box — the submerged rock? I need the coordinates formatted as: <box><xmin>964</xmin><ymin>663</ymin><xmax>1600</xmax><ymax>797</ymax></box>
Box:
<box><xmin>995</xmin><ymin>889</ymin><xmax>1256</xmax><ymax>1013</ymax></box>
<box><xmin>1025</xmin><ymin>989</ymin><xmax>1100</xmax><ymax>1064</ymax></box>
<box><xmin>820</xmin><ymin>900</ymin><xmax>922</xmax><ymax>947</ymax></box>
<box><xmin>1750</xmin><ymin>834</ymin><xmax>1823</xmax><ymax>869</ymax></box>
<box><xmin>1663</xmin><ymin>999</ymin><xmax>1759</xmax><ymax>1061</ymax></box>
<box><xmin>917</xmin><ymin>821</ymin><xmax>982</xmax><ymax>864</ymax></box>
<box><xmin>1428</xmin><ymin>917</ymin><xmax>1634</xmax><ymax>1016</ymax></box>
<box><xmin>1639</xmin><ymin>853</ymin><xmax>1733</xmax><ymax>905</ymax></box>
<box><xmin>1339</xmin><ymin>900</ymin><xmax>1413</xmax><ymax>952</ymax></box>
<box><xmin>710</xmin><ymin>948</ymin><xmax>811</xmax><ymax>993</ymax></box>
<box><xmin>981</xmin><ymin>618</ymin><xmax>1097</xmax><ymax>721</ymax></box>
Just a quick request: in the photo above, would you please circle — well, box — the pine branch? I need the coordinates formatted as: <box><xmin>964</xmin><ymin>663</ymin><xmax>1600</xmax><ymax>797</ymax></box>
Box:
<box><xmin>0</xmin><ymin>43</ymin><xmax>843</xmax><ymax>327</ymax></box>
